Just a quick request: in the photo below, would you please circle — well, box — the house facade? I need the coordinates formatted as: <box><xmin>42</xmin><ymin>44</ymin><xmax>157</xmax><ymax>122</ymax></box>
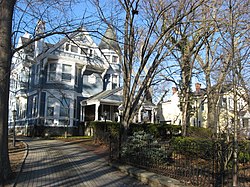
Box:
<box><xmin>9</xmin><ymin>22</ymin><xmax>121</xmax><ymax>136</ymax></box>
<box><xmin>218</xmin><ymin>85</ymin><xmax>250</xmax><ymax>138</ymax></box>
<box><xmin>158</xmin><ymin>83</ymin><xmax>250</xmax><ymax>139</ymax></box>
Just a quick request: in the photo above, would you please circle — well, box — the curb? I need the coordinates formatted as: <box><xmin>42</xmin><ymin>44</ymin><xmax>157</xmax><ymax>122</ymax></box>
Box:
<box><xmin>110</xmin><ymin>162</ymin><xmax>192</xmax><ymax>187</ymax></box>
<box><xmin>12</xmin><ymin>141</ymin><xmax>29</xmax><ymax>187</ymax></box>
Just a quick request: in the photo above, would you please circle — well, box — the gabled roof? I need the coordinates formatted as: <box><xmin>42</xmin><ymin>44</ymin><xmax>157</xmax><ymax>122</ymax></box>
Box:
<box><xmin>81</xmin><ymin>87</ymin><xmax>123</xmax><ymax>106</ymax></box>
<box><xmin>36</xmin><ymin>31</ymin><xmax>82</xmax><ymax>61</ymax></box>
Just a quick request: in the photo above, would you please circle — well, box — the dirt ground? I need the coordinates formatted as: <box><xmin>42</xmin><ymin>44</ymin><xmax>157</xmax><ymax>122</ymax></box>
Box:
<box><xmin>8</xmin><ymin>140</ymin><xmax>26</xmax><ymax>175</ymax></box>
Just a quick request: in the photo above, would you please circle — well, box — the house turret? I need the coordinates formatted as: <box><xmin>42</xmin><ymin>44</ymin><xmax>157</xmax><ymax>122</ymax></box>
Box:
<box><xmin>99</xmin><ymin>26</ymin><xmax>119</xmax><ymax>52</ymax></box>
<box><xmin>99</xmin><ymin>26</ymin><xmax>121</xmax><ymax>90</ymax></box>
<box><xmin>34</xmin><ymin>20</ymin><xmax>45</xmax><ymax>57</ymax></box>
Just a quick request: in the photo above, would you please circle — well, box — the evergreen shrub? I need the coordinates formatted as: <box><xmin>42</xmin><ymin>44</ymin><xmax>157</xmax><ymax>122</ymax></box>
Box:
<box><xmin>171</xmin><ymin>136</ymin><xmax>214</xmax><ymax>160</ymax></box>
<box><xmin>90</xmin><ymin>121</ymin><xmax>122</xmax><ymax>143</ymax></box>
<box><xmin>122</xmin><ymin>131</ymin><xmax>172</xmax><ymax>165</ymax></box>
<box><xmin>128</xmin><ymin>123</ymin><xmax>182</xmax><ymax>139</ymax></box>
<box><xmin>238</xmin><ymin>140</ymin><xmax>250</xmax><ymax>163</ymax></box>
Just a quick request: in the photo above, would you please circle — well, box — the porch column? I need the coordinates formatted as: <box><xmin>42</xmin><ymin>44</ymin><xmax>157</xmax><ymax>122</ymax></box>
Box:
<box><xmin>95</xmin><ymin>102</ymin><xmax>100</xmax><ymax>121</ymax></box>
<box><xmin>151</xmin><ymin>109</ymin><xmax>155</xmax><ymax>123</ymax></box>
<box><xmin>80</xmin><ymin>106</ymin><xmax>85</xmax><ymax>122</ymax></box>
<box><xmin>138</xmin><ymin>107</ymin><xmax>142</xmax><ymax>123</ymax></box>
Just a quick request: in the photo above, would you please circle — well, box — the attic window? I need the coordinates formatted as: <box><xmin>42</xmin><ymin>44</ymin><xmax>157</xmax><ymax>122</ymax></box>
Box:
<box><xmin>80</xmin><ymin>47</ymin><xmax>88</xmax><ymax>55</ymax></box>
<box><xmin>65</xmin><ymin>43</ymin><xmax>70</xmax><ymax>51</ymax></box>
<box><xmin>71</xmin><ymin>45</ymin><xmax>78</xmax><ymax>53</ymax></box>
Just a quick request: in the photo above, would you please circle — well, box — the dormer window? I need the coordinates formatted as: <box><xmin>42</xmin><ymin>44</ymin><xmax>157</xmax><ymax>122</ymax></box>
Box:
<box><xmin>64</xmin><ymin>43</ymin><xmax>92</xmax><ymax>56</ymax></box>
<box><xmin>80</xmin><ymin>47</ymin><xmax>88</xmax><ymax>55</ymax></box>
<box><xmin>65</xmin><ymin>43</ymin><xmax>70</xmax><ymax>51</ymax></box>
<box><xmin>71</xmin><ymin>45</ymin><xmax>78</xmax><ymax>53</ymax></box>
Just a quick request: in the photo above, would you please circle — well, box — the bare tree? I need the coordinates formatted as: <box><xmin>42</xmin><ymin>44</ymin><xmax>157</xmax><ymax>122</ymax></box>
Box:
<box><xmin>165</xmin><ymin>0</ymin><xmax>214</xmax><ymax>136</ymax></box>
<box><xmin>92</xmin><ymin>0</ymin><xmax>205</xmax><ymax>128</ymax></box>
<box><xmin>0</xmin><ymin>0</ymin><xmax>16</xmax><ymax>183</ymax></box>
<box><xmin>0</xmin><ymin>0</ymin><xmax>86</xmax><ymax>182</ymax></box>
<box><xmin>225</xmin><ymin>1</ymin><xmax>249</xmax><ymax>185</ymax></box>
<box><xmin>195</xmin><ymin>1</ymin><xmax>231</xmax><ymax>136</ymax></box>
<box><xmin>198</xmin><ymin>0</ymin><xmax>249</xmax><ymax>185</ymax></box>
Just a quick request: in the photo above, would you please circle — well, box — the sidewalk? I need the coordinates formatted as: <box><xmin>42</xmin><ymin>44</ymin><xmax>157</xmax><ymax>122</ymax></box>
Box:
<box><xmin>13</xmin><ymin>138</ymin><xmax>148</xmax><ymax>187</ymax></box>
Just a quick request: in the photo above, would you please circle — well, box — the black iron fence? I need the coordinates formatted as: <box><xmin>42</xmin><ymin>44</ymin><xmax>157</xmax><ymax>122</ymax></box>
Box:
<box><xmin>91</xmin><ymin>122</ymin><xmax>249</xmax><ymax>187</ymax></box>
<box><xmin>109</xmin><ymin>136</ymin><xmax>250</xmax><ymax>187</ymax></box>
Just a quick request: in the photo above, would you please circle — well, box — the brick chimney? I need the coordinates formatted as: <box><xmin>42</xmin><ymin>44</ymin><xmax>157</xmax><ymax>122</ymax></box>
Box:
<box><xmin>195</xmin><ymin>83</ymin><xmax>201</xmax><ymax>94</ymax></box>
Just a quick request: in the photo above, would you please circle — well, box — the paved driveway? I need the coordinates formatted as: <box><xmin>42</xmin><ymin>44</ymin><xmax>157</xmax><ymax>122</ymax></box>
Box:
<box><xmin>15</xmin><ymin>139</ymin><xmax>148</xmax><ymax>187</ymax></box>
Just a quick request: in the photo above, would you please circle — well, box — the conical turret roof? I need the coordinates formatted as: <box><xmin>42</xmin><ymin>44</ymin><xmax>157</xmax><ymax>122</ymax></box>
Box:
<box><xmin>99</xmin><ymin>26</ymin><xmax>119</xmax><ymax>51</ymax></box>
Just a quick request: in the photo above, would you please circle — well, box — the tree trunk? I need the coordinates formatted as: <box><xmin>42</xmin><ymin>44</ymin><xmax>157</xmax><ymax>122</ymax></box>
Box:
<box><xmin>207</xmin><ymin>97</ymin><xmax>218</xmax><ymax>134</ymax></box>
<box><xmin>181</xmin><ymin>101</ymin><xmax>189</xmax><ymax>136</ymax></box>
<box><xmin>180</xmin><ymin>55</ymin><xmax>192</xmax><ymax>136</ymax></box>
<box><xmin>0</xmin><ymin>0</ymin><xmax>16</xmax><ymax>184</ymax></box>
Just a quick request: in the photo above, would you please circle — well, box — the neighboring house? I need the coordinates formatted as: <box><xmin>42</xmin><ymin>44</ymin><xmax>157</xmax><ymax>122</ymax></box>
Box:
<box><xmin>158</xmin><ymin>83</ymin><xmax>209</xmax><ymax>127</ymax></box>
<box><xmin>157</xmin><ymin>87</ymin><xmax>181</xmax><ymax>125</ymax></box>
<box><xmin>218</xmin><ymin>85</ymin><xmax>250</xmax><ymax>139</ymax></box>
<box><xmin>158</xmin><ymin>83</ymin><xmax>250</xmax><ymax>138</ymax></box>
<box><xmin>9</xmin><ymin>21</ymin><xmax>121</xmax><ymax>136</ymax></box>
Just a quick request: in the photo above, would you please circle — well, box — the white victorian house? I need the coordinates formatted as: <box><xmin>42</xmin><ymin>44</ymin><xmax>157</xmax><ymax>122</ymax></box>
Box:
<box><xmin>9</xmin><ymin>21</ymin><xmax>122</xmax><ymax>136</ymax></box>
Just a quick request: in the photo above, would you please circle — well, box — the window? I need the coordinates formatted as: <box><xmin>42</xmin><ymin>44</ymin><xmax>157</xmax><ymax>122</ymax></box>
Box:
<box><xmin>74</xmin><ymin>99</ymin><xmax>77</xmax><ymax>118</ymax></box>
<box><xmin>48</xmin><ymin>63</ymin><xmax>57</xmax><ymax>81</ymax></box>
<box><xmin>65</xmin><ymin>43</ymin><xmax>70</xmax><ymax>51</ymax></box>
<box><xmin>112</xmin><ymin>56</ymin><xmax>118</xmax><ymax>63</ymax></box>
<box><xmin>60</xmin><ymin>97</ymin><xmax>70</xmax><ymax>116</ymax></box>
<box><xmin>88</xmin><ymin>74</ymin><xmax>96</xmax><ymax>84</ymax></box>
<box><xmin>35</xmin><ymin>64</ymin><xmax>39</xmax><ymax>84</ymax></box>
<box><xmin>75</xmin><ymin>67</ymin><xmax>79</xmax><ymax>86</ymax></box>
<box><xmin>112</xmin><ymin>75</ymin><xmax>118</xmax><ymax>89</ymax></box>
<box><xmin>22</xmin><ymin>103</ymin><xmax>27</xmax><ymax>118</ymax></box>
<box><xmin>32</xmin><ymin>96</ymin><xmax>37</xmax><ymax>117</ymax></box>
<box><xmin>89</xmin><ymin>49</ymin><xmax>93</xmax><ymax>56</ymax></box>
<box><xmin>243</xmin><ymin>119</ymin><xmax>248</xmax><ymax>128</ymax></box>
<box><xmin>80</xmin><ymin>47</ymin><xmax>88</xmax><ymax>55</ymax></box>
<box><xmin>71</xmin><ymin>45</ymin><xmax>78</xmax><ymax>53</ymax></box>
<box><xmin>62</xmin><ymin>64</ymin><xmax>72</xmax><ymax>81</ymax></box>
<box><xmin>47</xmin><ymin>97</ymin><xmax>55</xmax><ymax>117</ymax></box>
